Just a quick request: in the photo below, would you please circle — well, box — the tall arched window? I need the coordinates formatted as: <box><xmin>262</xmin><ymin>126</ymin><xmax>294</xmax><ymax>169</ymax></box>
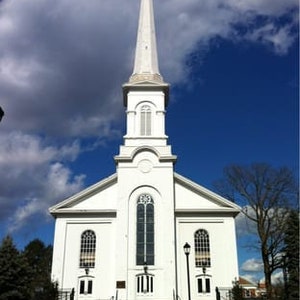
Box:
<box><xmin>79</xmin><ymin>230</ymin><xmax>96</xmax><ymax>268</ymax></box>
<box><xmin>136</xmin><ymin>194</ymin><xmax>154</xmax><ymax>265</ymax></box>
<box><xmin>140</xmin><ymin>105</ymin><xmax>151</xmax><ymax>136</ymax></box>
<box><xmin>194</xmin><ymin>229</ymin><xmax>211</xmax><ymax>267</ymax></box>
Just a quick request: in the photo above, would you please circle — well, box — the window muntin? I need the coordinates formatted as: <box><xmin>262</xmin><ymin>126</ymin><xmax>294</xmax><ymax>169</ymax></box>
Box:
<box><xmin>194</xmin><ymin>229</ymin><xmax>211</xmax><ymax>267</ymax></box>
<box><xmin>136</xmin><ymin>194</ymin><xmax>154</xmax><ymax>265</ymax></box>
<box><xmin>140</xmin><ymin>105</ymin><xmax>151</xmax><ymax>136</ymax></box>
<box><xmin>79</xmin><ymin>230</ymin><xmax>96</xmax><ymax>268</ymax></box>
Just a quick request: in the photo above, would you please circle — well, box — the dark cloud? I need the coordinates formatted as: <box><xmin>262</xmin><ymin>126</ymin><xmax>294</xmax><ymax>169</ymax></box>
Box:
<box><xmin>0</xmin><ymin>0</ymin><xmax>137</xmax><ymax>137</ymax></box>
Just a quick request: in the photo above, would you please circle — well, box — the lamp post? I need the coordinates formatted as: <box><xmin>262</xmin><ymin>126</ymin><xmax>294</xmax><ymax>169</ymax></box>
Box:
<box><xmin>0</xmin><ymin>106</ymin><xmax>4</xmax><ymax>122</ymax></box>
<box><xmin>183</xmin><ymin>242</ymin><xmax>191</xmax><ymax>300</ymax></box>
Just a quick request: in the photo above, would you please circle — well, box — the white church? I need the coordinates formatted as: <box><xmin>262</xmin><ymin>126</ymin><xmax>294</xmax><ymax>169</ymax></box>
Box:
<box><xmin>50</xmin><ymin>1</ymin><xmax>241</xmax><ymax>300</ymax></box>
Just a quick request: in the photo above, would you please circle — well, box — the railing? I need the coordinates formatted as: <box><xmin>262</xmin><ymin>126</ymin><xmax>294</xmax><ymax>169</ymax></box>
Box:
<box><xmin>57</xmin><ymin>290</ymin><xmax>116</xmax><ymax>300</ymax></box>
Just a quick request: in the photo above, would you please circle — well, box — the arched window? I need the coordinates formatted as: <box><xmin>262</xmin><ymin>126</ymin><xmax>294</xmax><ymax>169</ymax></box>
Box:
<box><xmin>136</xmin><ymin>194</ymin><xmax>154</xmax><ymax>265</ymax></box>
<box><xmin>79</xmin><ymin>230</ymin><xmax>96</xmax><ymax>268</ymax></box>
<box><xmin>140</xmin><ymin>105</ymin><xmax>151</xmax><ymax>136</ymax></box>
<box><xmin>194</xmin><ymin>229</ymin><xmax>211</xmax><ymax>267</ymax></box>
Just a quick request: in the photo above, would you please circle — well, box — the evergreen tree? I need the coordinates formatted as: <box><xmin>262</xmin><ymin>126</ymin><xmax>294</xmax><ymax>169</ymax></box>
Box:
<box><xmin>231</xmin><ymin>280</ymin><xmax>244</xmax><ymax>300</ymax></box>
<box><xmin>283</xmin><ymin>209</ymin><xmax>299</xmax><ymax>300</ymax></box>
<box><xmin>23</xmin><ymin>239</ymin><xmax>57</xmax><ymax>300</ymax></box>
<box><xmin>0</xmin><ymin>236</ymin><xmax>31</xmax><ymax>300</ymax></box>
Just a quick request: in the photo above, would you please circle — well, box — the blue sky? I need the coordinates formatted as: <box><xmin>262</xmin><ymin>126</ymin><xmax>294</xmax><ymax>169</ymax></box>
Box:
<box><xmin>0</xmin><ymin>0</ymin><xmax>298</xmax><ymax>284</ymax></box>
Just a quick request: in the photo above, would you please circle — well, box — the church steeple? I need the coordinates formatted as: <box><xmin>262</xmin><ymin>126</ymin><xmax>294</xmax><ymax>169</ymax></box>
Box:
<box><xmin>129</xmin><ymin>0</ymin><xmax>163</xmax><ymax>84</ymax></box>
<box><xmin>123</xmin><ymin>0</ymin><xmax>169</xmax><ymax>107</ymax></box>
<box><xmin>117</xmin><ymin>0</ymin><xmax>175</xmax><ymax>161</ymax></box>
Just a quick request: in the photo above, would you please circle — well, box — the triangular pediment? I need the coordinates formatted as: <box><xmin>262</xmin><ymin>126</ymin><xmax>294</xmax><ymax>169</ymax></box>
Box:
<box><xmin>49</xmin><ymin>173</ymin><xmax>118</xmax><ymax>216</ymax></box>
<box><xmin>174</xmin><ymin>172</ymin><xmax>240</xmax><ymax>216</ymax></box>
<box><xmin>49</xmin><ymin>171</ymin><xmax>240</xmax><ymax>217</ymax></box>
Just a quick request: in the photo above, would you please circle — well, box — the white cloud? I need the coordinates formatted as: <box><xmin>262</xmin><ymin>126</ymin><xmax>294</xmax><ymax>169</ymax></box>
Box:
<box><xmin>245</xmin><ymin>23</ymin><xmax>296</xmax><ymax>55</ymax></box>
<box><xmin>46</xmin><ymin>163</ymin><xmax>85</xmax><ymax>200</ymax></box>
<box><xmin>0</xmin><ymin>131</ymin><xmax>85</xmax><ymax>232</ymax></box>
<box><xmin>240</xmin><ymin>260</ymin><xmax>284</xmax><ymax>284</ymax></box>
<box><xmin>255</xmin><ymin>270</ymin><xmax>284</xmax><ymax>285</ymax></box>
<box><xmin>271</xmin><ymin>271</ymin><xmax>284</xmax><ymax>283</ymax></box>
<box><xmin>156</xmin><ymin>0</ymin><xmax>298</xmax><ymax>81</ymax></box>
<box><xmin>0</xmin><ymin>132</ymin><xmax>80</xmax><ymax>167</ymax></box>
<box><xmin>8</xmin><ymin>162</ymin><xmax>85</xmax><ymax>233</ymax></box>
<box><xmin>240</xmin><ymin>274</ymin><xmax>258</xmax><ymax>285</ymax></box>
<box><xmin>235</xmin><ymin>207</ymin><xmax>257</xmax><ymax>236</ymax></box>
<box><xmin>227</xmin><ymin>0</ymin><xmax>298</xmax><ymax>16</ymax></box>
<box><xmin>241</xmin><ymin>258</ymin><xmax>264</xmax><ymax>272</ymax></box>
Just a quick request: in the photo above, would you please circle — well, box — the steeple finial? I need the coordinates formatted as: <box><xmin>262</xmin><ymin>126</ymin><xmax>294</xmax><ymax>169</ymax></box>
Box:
<box><xmin>129</xmin><ymin>0</ymin><xmax>164</xmax><ymax>83</ymax></box>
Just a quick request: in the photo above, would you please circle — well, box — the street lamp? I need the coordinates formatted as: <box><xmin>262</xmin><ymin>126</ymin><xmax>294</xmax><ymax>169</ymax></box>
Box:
<box><xmin>183</xmin><ymin>242</ymin><xmax>191</xmax><ymax>300</ymax></box>
<box><xmin>0</xmin><ymin>106</ymin><xmax>4</xmax><ymax>122</ymax></box>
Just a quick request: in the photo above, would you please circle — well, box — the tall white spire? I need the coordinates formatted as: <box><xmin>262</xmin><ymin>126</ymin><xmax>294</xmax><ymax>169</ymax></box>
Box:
<box><xmin>129</xmin><ymin>0</ymin><xmax>164</xmax><ymax>83</ymax></box>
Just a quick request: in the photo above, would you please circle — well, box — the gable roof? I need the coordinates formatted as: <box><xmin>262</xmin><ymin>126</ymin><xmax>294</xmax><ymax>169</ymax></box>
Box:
<box><xmin>49</xmin><ymin>172</ymin><xmax>241</xmax><ymax>217</ymax></box>
<box><xmin>174</xmin><ymin>172</ymin><xmax>241</xmax><ymax>216</ymax></box>
<box><xmin>239</xmin><ymin>277</ymin><xmax>257</xmax><ymax>288</ymax></box>
<box><xmin>49</xmin><ymin>173</ymin><xmax>117</xmax><ymax>216</ymax></box>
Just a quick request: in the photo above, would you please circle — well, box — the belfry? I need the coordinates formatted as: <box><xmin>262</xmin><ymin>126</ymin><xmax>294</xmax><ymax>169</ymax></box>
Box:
<box><xmin>50</xmin><ymin>1</ymin><xmax>240</xmax><ymax>300</ymax></box>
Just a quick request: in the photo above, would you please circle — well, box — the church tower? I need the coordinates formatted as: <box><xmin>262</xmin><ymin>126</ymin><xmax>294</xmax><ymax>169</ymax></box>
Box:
<box><xmin>115</xmin><ymin>0</ymin><xmax>176</xmax><ymax>299</ymax></box>
<box><xmin>120</xmin><ymin>0</ymin><xmax>172</xmax><ymax>152</ymax></box>
<box><xmin>115</xmin><ymin>2</ymin><xmax>177</xmax><ymax>299</ymax></box>
<box><xmin>50</xmin><ymin>1</ymin><xmax>240</xmax><ymax>300</ymax></box>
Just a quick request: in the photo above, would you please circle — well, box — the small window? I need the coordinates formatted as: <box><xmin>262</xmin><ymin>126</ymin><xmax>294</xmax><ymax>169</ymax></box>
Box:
<box><xmin>244</xmin><ymin>289</ymin><xmax>251</xmax><ymax>298</ymax></box>
<box><xmin>79</xmin><ymin>280</ymin><xmax>93</xmax><ymax>295</ymax></box>
<box><xmin>137</xmin><ymin>274</ymin><xmax>154</xmax><ymax>294</ymax></box>
<box><xmin>140</xmin><ymin>105</ymin><xmax>151</xmax><ymax>136</ymax></box>
<box><xmin>79</xmin><ymin>230</ymin><xmax>96</xmax><ymax>268</ymax></box>
<box><xmin>197</xmin><ymin>278</ymin><xmax>211</xmax><ymax>294</ymax></box>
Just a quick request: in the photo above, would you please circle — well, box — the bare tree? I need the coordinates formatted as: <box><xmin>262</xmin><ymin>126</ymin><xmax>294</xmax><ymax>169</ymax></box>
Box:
<box><xmin>215</xmin><ymin>163</ymin><xmax>297</xmax><ymax>299</ymax></box>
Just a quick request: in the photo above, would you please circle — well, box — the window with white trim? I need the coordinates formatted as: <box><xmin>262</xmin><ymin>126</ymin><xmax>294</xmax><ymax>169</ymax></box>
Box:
<box><xmin>79</xmin><ymin>230</ymin><xmax>96</xmax><ymax>268</ymax></box>
<box><xmin>79</xmin><ymin>279</ymin><xmax>93</xmax><ymax>295</ymax></box>
<box><xmin>140</xmin><ymin>105</ymin><xmax>151</xmax><ymax>136</ymax></box>
<box><xmin>136</xmin><ymin>274</ymin><xmax>154</xmax><ymax>294</ymax></box>
<box><xmin>197</xmin><ymin>278</ymin><xmax>211</xmax><ymax>294</ymax></box>
<box><xmin>136</xmin><ymin>194</ymin><xmax>154</xmax><ymax>265</ymax></box>
<box><xmin>194</xmin><ymin>229</ymin><xmax>211</xmax><ymax>267</ymax></box>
